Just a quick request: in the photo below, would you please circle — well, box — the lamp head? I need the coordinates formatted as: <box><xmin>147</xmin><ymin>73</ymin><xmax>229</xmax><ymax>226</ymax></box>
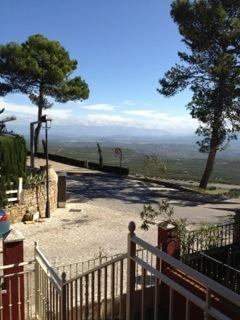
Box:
<box><xmin>41</xmin><ymin>115</ymin><xmax>52</xmax><ymax>128</ymax></box>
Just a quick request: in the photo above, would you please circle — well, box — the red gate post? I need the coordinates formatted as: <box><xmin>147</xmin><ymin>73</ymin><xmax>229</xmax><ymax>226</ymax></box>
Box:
<box><xmin>157</xmin><ymin>221</ymin><xmax>180</xmax><ymax>319</ymax></box>
<box><xmin>157</xmin><ymin>220</ymin><xmax>180</xmax><ymax>259</ymax></box>
<box><xmin>2</xmin><ymin>229</ymin><xmax>25</xmax><ymax>320</ymax></box>
<box><xmin>126</xmin><ymin>221</ymin><xmax>136</xmax><ymax>320</ymax></box>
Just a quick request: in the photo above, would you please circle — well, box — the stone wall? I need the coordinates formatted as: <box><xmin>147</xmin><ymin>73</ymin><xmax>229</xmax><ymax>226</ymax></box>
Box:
<box><xmin>6</xmin><ymin>180</ymin><xmax>58</xmax><ymax>223</ymax></box>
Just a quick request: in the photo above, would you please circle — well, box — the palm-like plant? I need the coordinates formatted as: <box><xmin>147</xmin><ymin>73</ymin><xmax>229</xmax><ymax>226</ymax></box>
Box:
<box><xmin>0</xmin><ymin>108</ymin><xmax>16</xmax><ymax>134</ymax></box>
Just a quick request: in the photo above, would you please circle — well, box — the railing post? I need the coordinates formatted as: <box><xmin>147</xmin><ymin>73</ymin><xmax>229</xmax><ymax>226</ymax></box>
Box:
<box><xmin>2</xmin><ymin>229</ymin><xmax>25</xmax><ymax>320</ymax></box>
<box><xmin>126</xmin><ymin>221</ymin><xmax>136</xmax><ymax>320</ymax></box>
<box><xmin>18</xmin><ymin>177</ymin><xmax>23</xmax><ymax>204</ymax></box>
<box><xmin>34</xmin><ymin>241</ymin><xmax>40</xmax><ymax>319</ymax></box>
<box><xmin>157</xmin><ymin>221</ymin><xmax>180</xmax><ymax>259</ymax></box>
<box><xmin>61</xmin><ymin>272</ymin><xmax>67</xmax><ymax>320</ymax></box>
<box><xmin>157</xmin><ymin>221</ymin><xmax>179</xmax><ymax>319</ymax></box>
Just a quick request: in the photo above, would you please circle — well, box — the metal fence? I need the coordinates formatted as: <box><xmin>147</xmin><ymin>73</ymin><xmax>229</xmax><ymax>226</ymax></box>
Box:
<box><xmin>0</xmin><ymin>260</ymin><xmax>35</xmax><ymax>320</ymax></box>
<box><xmin>183</xmin><ymin>222</ymin><xmax>240</xmax><ymax>253</ymax></box>
<box><xmin>181</xmin><ymin>250</ymin><xmax>240</xmax><ymax>294</ymax></box>
<box><xmin>2</xmin><ymin>223</ymin><xmax>240</xmax><ymax>320</ymax></box>
<box><xmin>55</xmin><ymin>253</ymin><xmax>123</xmax><ymax>280</ymax></box>
<box><xmin>128</xmin><ymin>222</ymin><xmax>240</xmax><ymax>320</ymax></box>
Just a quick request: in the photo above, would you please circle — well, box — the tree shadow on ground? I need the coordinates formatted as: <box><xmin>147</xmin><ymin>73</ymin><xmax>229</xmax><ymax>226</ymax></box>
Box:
<box><xmin>66</xmin><ymin>173</ymin><xmax>239</xmax><ymax>208</ymax></box>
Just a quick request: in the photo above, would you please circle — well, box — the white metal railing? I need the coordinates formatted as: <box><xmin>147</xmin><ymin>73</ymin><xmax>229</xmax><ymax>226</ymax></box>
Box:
<box><xmin>127</xmin><ymin>221</ymin><xmax>240</xmax><ymax>320</ymax></box>
<box><xmin>2</xmin><ymin>225</ymin><xmax>240</xmax><ymax>320</ymax></box>
<box><xmin>5</xmin><ymin>177</ymin><xmax>23</xmax><ymax>204</ymax></box>
<box><xmin>34</xmin><ymin>242</ymin><xmax>63</xmax><ymax>319</ymax></box>
<box><xmin>55</xmin><ymin>253</ymin><xmax>124</xmax><ymax>280</ymax></box>
<box><xmin>0</xmin><ymin>260</ymin><xmax>35</xmax><ymax>320</ymax></box>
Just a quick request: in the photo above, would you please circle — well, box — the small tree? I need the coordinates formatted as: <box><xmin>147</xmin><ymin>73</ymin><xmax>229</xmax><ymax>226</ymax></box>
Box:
<box><xmin>143</xmin><ymin>153</ymin><xmax>167</xmax><ymax>178</ymax></box>
<box><xmin>158</xmin><ymin>1</ymin><xmax>240</xmax><ymax>189</ymax></box>
<box><xmin>96</xmin><ymin>142</ymin><xmax>103</xmax><ymax>167</ymax></box>
<box><xmin>0</xmin><ymin>34</ymin><xmax>89</xmax><ymax>150</ymax></box>
<box><xmin>139</xmin><ymin>200</ymin><xmax>220</xmax><ymax>253</ymax></box>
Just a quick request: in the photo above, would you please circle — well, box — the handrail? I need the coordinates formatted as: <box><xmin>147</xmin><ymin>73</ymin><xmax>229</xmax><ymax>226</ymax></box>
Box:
<box><xmin>0</xmin><ymin>269</ymin><xmax>34</xmax><ymax>279</ymax></box>
<box><xmin>35</xmin><ymin>246</ymin><xmax>62</xmax><ymax>291</ymax></box>
<box><xmin>63</xmin><ymin>253</ymin><xmax>127</xmax><ymax>285</ymax></box>
<box><xmin>0</xmin><ymin>260</ymin><xmax>35</xmax><ymax>270</ymax></box>
<box><xmin>132</xmin><ymin>235</ymin><xmax>240</xmax><ymax>307</ymax></box>
<box><xmin>134</xmin><ymin>256</ymin><xmax>232</xmax><ymax>320</ymax></box>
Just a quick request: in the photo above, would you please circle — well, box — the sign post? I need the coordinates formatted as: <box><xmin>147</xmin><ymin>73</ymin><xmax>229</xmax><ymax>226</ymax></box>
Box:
<box><xmin>114</xmin><ymin>148</ymin><xmax>123</xmax><ymax>167</ymax></box>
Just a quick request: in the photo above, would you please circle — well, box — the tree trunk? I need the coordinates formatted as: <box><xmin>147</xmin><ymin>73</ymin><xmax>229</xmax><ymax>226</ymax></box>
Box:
<box><xmin>34</xmin><ymin>86</ymin><xmax>44</xmax><ymax>152</ymax></box>
<box><xmin>199</xmin><ymin>148</ymin><xmax>217</xmax><ymax>189</ymax></box>
<box><xmin>34</xmin><ymin>106</ymin><xmax>43</xmax><ymax>152</ymax></box>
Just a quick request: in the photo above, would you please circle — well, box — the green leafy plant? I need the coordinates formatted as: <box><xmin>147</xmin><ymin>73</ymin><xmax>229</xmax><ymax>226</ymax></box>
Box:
<box><xmin>140</xmin><ymin>200</ymin><xmax>222</xmax><ymax>254</ymax></box>
<box><xmin>226</xmin><ymin>188</ymin><xmax>240</xmax><ymax>199</ymax></box>
<box><xmin>0</xmin><ymin>175</ymin><xmax>7</xmax><ymax>208</ymax></box>
<box><xmin>23</xmin><ymin>170</ymin><xmax>46</xmax><ymax>187</ymax></box>
<box><xmin>0</xmin><ymin>135</ymin><xmax>27</xmax><ymax>181</ymax></box>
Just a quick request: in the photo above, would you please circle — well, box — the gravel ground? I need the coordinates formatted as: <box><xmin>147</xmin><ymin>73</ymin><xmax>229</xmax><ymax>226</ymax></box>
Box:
<box><xmin>13</xmin><ymin>201</ymin><xmax>157</xmax><ymax>265</ymax></box>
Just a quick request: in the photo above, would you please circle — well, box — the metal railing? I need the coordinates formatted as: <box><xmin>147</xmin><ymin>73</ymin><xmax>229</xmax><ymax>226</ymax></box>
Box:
<box><xmin>35</xmin><ymin>243</ymin><xmax>63</xmax><ymax>319</ymax></box>
<box><xmin>127</xmin><ymin>222</ymin><xmax>240</xmax><ymax>320</ymax></box>
<box><xmin>55</xmin><ymin>253</ymin><xmax>123</xmax><ymax>280</ymax></box>
<box><xmin>181</xmin><ymin>248</ymin><xmax>240</xmax><ymax>294</ymax></box>
<box><xmin>183</xmin><ymin>222</ymin><xmax>240</xmax><ymax>253</ymax></box>
<box><xmin>2</xmin><ymin>224</ymin><xmax>240</xmax><ymax>319</ymax></box>
<box><xmin>0</xmin><ymin>260</ymin><xmax>35</xmax><ymax>320</ymax></box>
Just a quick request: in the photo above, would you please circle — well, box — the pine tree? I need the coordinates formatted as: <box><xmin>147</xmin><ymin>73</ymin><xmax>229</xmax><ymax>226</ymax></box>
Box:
<box><xmin>158</xmin><ymin>0</ymin><xmax>240</xmax><ymax>189</ymax></box>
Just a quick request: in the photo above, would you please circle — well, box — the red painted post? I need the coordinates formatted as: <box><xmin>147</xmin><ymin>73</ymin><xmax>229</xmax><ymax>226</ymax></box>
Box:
<box><xmin>126</xmin><ymin>221</ymin><xmax>136</xmax><ymax>320</ymax></box>
<box><xmin>157</xmin><ymin>221</ymin><xmax>180</xmax><ymax>319</ymax></box>
<box><xmin>2</xmin><ymin>230</ymin><xmax>25</xmax><ymax>320</ymax></box>
<box><xmin>157</xmin><ymin>221</ymin><xmax>180</xmax><ymax>258</ymax></box>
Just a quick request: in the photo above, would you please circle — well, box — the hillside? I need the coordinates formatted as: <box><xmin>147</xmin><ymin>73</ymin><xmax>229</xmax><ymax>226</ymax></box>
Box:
<box><xmin>42</xmin><ymin>138</ymin><xmax>240</xmax><ymax>185</ymax></box>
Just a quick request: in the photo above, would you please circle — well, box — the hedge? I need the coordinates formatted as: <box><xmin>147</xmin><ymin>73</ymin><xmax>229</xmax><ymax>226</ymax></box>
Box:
<box><xmin>0</xmin><ymin>135</ymin><xmax>27</xmax><ymax>180</ymax></box>
<box><xmin>32</xmin><ymin>152</ymin><xmax>129</xmax><ymax>176</ymax></box>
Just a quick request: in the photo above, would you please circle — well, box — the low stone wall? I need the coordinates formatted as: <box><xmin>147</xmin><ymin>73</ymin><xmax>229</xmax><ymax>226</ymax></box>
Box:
<box><xmin>6</xmin><ymin>180</ymin><xmax>58</xmax><ymax>223</ymax></box>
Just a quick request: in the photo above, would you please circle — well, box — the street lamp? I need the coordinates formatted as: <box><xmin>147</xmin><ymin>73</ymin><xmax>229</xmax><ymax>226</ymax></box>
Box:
<box><xmin>41</xmin><ymin>115</ymin><xmax>52</xmax><ymax>218</ymax></box>
<box><xmin>30</xmin><ymin>120</ymin><xmax>42</xmax><ymax>168</ymax></box>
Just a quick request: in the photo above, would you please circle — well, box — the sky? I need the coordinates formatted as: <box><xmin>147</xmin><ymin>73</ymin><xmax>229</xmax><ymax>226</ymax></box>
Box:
<box><xmin>0</xmin><ymin>0</ymin><xmax>198</xmax><ymax>137</ymax></box>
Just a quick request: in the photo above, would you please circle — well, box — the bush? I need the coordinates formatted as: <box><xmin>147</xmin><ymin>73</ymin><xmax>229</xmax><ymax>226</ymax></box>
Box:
<box><xmin>143</xmin><ymin>153</ymin><xmax>167</xmax><ymax>178</ymax></box>
<box><xmin>0</xmin><ymin>135</ymin><xmax>27</xmax><ymax>185</ymax></box>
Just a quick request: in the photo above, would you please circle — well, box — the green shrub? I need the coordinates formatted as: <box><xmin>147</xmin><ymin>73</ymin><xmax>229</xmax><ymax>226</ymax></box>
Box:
<box><xmin>0</xmin><ymin>135</ymin><xmax>27</xmax><ymax>186</ymax></box>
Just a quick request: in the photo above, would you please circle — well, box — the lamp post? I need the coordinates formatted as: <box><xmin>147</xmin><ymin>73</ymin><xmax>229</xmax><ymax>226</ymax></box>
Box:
<box><xmin>30</xmin><ymin>120</ymin><xmax>41</xmax><ymax>169</ymax></box>
<box><xmin>41</xmin><ymin>115</ymin><xmax>52</xmax><ymax>218</ymax></box>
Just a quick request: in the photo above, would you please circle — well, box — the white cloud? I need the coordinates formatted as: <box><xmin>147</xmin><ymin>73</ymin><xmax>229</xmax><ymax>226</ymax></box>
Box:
<box><xmin>122</xmin><ymin>100</ymin><xmax>136</xmax><ymax>106</ymax></box>
<box><xmin>76</xmin><ymin>112</ymin><xmax>198</xmax><ymax>133</ymax></box>
<box><xmin>124</xmin><ymin>109</ymin><xmax>169</xmax><ymax>118</ymax></box>
<box><xmin>1</xmin><ymin>98</ymin><xmax>73</xmax><ymax>122</ymax></box>
<box><xmin>82</xmin><ymin>104</ymin><xmax>116</xmax><ymax>111</ymax></box>
<box><xmin>0</xmin><ymin>98</ymin><xmax>198</xmax><ymax>134</ymax></box>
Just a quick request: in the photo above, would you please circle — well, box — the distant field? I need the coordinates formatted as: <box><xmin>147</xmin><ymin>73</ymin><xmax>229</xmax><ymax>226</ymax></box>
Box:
<box><xmin>47</xmin><ymin>144</ymin><xmax>240</xmax><ymax>185</ymax></box>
